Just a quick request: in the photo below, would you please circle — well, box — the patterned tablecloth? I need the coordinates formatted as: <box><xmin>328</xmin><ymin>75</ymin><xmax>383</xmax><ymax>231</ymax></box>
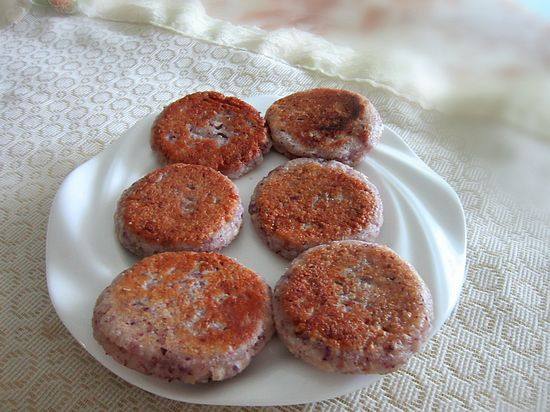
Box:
<box><xmin>1</xmin><ymin>5</ymin><xmax>548</xmax><ymax>411</ymax></box>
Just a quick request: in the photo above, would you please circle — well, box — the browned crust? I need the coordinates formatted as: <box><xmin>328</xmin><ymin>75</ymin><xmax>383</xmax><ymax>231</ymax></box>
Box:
<box><xmin>249</xmin><ymin>159</ymin><xmax>382</xmax><ymax>258</ymax></box>
<box><xmin>265</xmin><ymin>88</ymin><xmax>382</xmax><ymax>164</ymax></box>
<box><xmin>116</xmin><ymin>163</ymin><xmax>240</xmax><ymax>251</ymax></box>
<box><xmin>151</xmin><ymin>91</ymin><xmax>271</xmax><ymax>177</ymax></box>
<box><xmin>96</xmin><ymin>252</ymin><xmax>272</xmax><ymax>355</ymax></box>
<box><xmin>274</xmin><ymin>241</ymin><xmax>433</xmax><ymax>372</ymax></box>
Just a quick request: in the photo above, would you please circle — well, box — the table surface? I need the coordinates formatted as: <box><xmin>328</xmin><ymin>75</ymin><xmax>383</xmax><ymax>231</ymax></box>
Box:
<box><xmin>1</xmin><ymin>5</ymin><xmax>548</xmax><ymax>411</ymax></box>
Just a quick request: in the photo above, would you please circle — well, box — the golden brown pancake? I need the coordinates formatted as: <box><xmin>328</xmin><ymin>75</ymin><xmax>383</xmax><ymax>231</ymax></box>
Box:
<box><xmin>115</xmin><ymin>163</ymin><xmax>242</xmax><ymax>256</ymax></box>
<box><xmin>273</xmin><ymin>241</ymin><xmax>433</xmax><ymax>374</ymax></box>
<box><xmin>249</xmin><ymin>158</ymin><xmax>382</xmax><ymax>259</ymax></box>
<box><xmin>93</xmin><ymin>251</ymin><xmax>274</xmax><ymax>383</ymax></box>
<box><xmin>266</xmin><ymin>88</ymin><xmax>382</xmax><ymax>165</ymax></box>
<box><xmin>152</xmin><ymin>91</ymin><xmax>271</xmax><ymax>178</ymax></box>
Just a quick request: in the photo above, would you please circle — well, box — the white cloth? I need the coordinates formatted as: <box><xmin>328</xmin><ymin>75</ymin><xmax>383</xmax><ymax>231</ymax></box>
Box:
<box><xmin>2</xmin><ymin>0</ymin><xmax>548</xmax><ymax>137</ymax></box>
<box><xmin>76</xmin><ymin>0</ymin><xmax>550</xmax><ymax>139</ymax></box>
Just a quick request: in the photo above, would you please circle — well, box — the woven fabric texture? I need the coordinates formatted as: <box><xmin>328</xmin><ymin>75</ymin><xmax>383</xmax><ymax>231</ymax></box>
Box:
<box><xmin>1</xmin><ymin>6</ymin><xmax>548</xmax><ymax>411</ymax></box>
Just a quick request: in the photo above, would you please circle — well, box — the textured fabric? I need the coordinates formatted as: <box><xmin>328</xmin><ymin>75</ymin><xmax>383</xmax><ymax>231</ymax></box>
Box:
<box><xmin>0</xmin><ymin>0</ymin><xmax>30</xmax><ymax>26</ymax></box>
<box><xmin>80</xmin><ymin>0</ymin><xmax>550</xmax><ymax>138</ymax></box>
<box><xmin>3</xmin><ymin>1</ymin><xmax>550</xmax><ymax>136</ymax></box>
<box><xmin>1</xmin><ymin>5</ymin><xmax>549</xmax><ymax>411</ymax></box>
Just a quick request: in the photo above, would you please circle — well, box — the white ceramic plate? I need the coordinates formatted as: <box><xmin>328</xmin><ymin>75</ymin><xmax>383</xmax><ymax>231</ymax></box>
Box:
<box><xmin>46</xmin><ymin>95</ymin><xmax>466</xmax><ymax>406</ymax></box>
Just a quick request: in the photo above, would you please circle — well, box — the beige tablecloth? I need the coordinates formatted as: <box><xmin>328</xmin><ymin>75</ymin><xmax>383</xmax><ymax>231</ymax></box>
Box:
<box><xmin>1</xmin><ymin>5</ymin><xmax>548</xmax><ymax>411</ymax></box>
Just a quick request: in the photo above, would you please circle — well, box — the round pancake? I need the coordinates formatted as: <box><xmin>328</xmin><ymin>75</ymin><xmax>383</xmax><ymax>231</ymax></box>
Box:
<box><xmin>273</xmin><ymin>241</ymin><xmax>433</xmax><ymax>374</ymax></box>
<box><xmin>92</xmin><ymin>251</ymin><xmax>274</xmax><ymax>383</ymax></box>
<box><xmin>115</xmin><ymin>163</ymin><xmax>242</xmax><ymax>256</ymax></box>
<box><xmin>151</xmin><ymin>91</ymin><xmax>271</xmax><ymax>178</ymax></box>
<box><xmin>249</xmin><ymin>158</ymin><xmax>382</xmax><ymax>259</ymax></box>
<box><xmin>266</xmin><ymin>88</ymin><xmax>382</xmax><ymax>165</ymax></box>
